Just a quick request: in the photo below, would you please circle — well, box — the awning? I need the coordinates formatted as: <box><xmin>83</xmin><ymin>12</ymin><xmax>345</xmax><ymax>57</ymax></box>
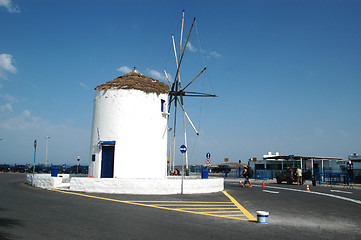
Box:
<box><xmin>263</xmin><ymin>155</ymin><xmax>343</xmax><ymax>161</ymax></box>
<box><xmin>99</xmin><ymin>141</ymin><xmax>116</xmax><ymax>146</ymax></box>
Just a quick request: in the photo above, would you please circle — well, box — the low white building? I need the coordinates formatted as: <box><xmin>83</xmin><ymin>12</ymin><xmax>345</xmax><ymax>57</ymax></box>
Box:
<box><xmin>88</xmin><ymin>70</ymin><xmax>169</xmax><ymax>179</ymax></box>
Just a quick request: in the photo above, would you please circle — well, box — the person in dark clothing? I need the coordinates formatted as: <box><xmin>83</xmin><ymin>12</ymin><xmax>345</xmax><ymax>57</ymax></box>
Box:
<box><xmin>242</xmin><ymin>165</ymin><xmax>252</xmax><ymax>187</ymax></box>
<box><xmin>347</xmin><ymin>160</ymin><xmax>353</xmax><ymax>182</ymax></box>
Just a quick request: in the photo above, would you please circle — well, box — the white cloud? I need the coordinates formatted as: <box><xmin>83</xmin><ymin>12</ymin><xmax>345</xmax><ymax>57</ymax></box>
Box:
<box><xmin>187</xmin><ymin>42</ymin><xmax>197</xmax><ymax>52</ymax></box>
<box><xmin>0</xmin><ymin>110</ymin><xmax>37</xmax><ymax>130</ymax></box>
<box><xmin>315</xmin><ymin>128</ymin><xmax>324</xmax><ymax>137</ymax></box>
<box><xmin>0</xmin><ymin>103</ymin><xmax>12</xmax><ymax>112</ymax></box>
<box><xmin>147</xmin><ymin>69</ymin><xmax>165</xmax><ymax>80</ymax></box>
<box><xmin>208</xmin><ymin>51</ymin><xmax>221</xmax><ymax>59</ymax></box>
<box><xmin>0</xmin><ymin>53</ymin><xmax>17</xmax><ymax>80</ymax></box>
<box><xmin>0</xmin><ymin>93</ymin><xmax>19</xmax><ymax>103</ymax></box>
<box><xmin>22</xmin><ymin>109</ymin><xmax>31</xmax><ymax>118</ymax></box>
<box><xmin>80</xmin><ymin>82</ymin><xmax>90</xmax><ymax>90</ymax></box>
<box><xmin>0</xmin><ymin>109</ymin><xmax>59</xmax><ymax>132</ymax></box>
<box><xmin>0</xmin><ymin>0</ymin><xmax>20</xmax><ymax>13</ymax></box>
<box><xmin>0</xmin><ymin>109</ymin><xmax>90</xmax><ymax>165</ymax></box>
<box><xmin>116</xmin><ymin>66</ymin><xmax>132</xmax><ymax>74</ymax></box>
<box><xmin>199</xmin><ymin>49</ymin><xmax>221</xmax><ymax>59</ymax></box>
<box><xmin>340</xmin><ymin>130</ymin><xmax>350</xmax><ymax>137</ymax></box>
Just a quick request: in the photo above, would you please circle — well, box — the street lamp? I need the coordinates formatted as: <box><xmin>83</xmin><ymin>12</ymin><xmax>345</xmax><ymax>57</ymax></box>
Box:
<box><xmin>45</xmin><ymin>136</ymin><xmax>50</xmax><ymax>167</ymax></box>
<box><xmin>76</xmin><ymin>156</ymin><xmax>80</xmax><ymax>174</ymax></box>
<box><xmin>32</xmin><ymin>140</ymin><xmax>37</xmax><ymax>186</ymax></box>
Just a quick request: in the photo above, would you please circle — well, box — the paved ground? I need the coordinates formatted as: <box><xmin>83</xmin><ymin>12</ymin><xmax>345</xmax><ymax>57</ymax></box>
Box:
<box><xmin>1</xmin><ymin>173</ymin><xmax>360</xmax><ymax>240</ymax></box>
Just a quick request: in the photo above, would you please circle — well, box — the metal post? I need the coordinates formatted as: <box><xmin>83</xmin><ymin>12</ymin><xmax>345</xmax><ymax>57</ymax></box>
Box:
<box><xmin>183</xmin><ymin>111</ymin><xmax>188</xmax><ymax>171</ymax></box>
<box><xmin>180</xmin><ymin>145</ymin><xmax>187</xmax><ymax>194</ymax></box>
<box><xmin>77</xmin><ymin>156</ymin><xmax>80</xmax><ymax>174</ymax></box>
<box><xmin>321</xmin><ymin>159</ymin><xmax>324</xmax><ymax>182</ymax></box>
<box><xmin>172</xmin><ymin>103</ymin><xmax>177</xmax><ymax>172</ymax></box>
<box><xmin>321</xmin><ymin>159</ymin><xmax>324</xmax><ymax>173</ymax></box>
<box><xmin>167</xmin><ymin>128</ymin><xmax>172</xmax><ymax>175</ymax></box>
<box><xmin>32</xmin><ymin>140</ymin><xmax>37</xmax><ymax>186</ymax></box>
<box><xmin>181</xmin><ymin>153</ymin><xmax>184</xmax><ymax>194</ymax></box>
<box><xmin>45</xmin><ymin>136</ymin><xmax>50</xmax><ymax>167</ymax></box>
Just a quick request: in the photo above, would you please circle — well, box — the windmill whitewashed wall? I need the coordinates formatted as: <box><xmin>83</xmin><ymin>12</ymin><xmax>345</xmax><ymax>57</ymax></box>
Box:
<box><xmin>88</xmin><ymin>70</ymin><xmax>169</xmax><ymax>178</ymax></box>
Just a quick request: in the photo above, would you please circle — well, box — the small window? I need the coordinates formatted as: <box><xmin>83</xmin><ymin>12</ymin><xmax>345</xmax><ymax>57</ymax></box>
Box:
<box><xmin>92</xmin><ymin>154</ymin><xmax>96</xmax><ymax>162</ymax></box>
<box><xmin>161</xmin><ymin>99</ymin><xmax>165</xmax><ymax>112</ymax></box>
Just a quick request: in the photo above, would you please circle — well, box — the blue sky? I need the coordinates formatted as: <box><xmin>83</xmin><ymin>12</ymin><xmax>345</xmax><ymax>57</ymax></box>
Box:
<box><xmin>1</xmin><ymin>0</ymin><xmax>360</xmax><ymax>166</ymax></box>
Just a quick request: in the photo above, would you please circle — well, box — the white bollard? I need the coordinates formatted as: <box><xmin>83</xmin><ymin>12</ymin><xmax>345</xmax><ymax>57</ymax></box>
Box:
<box><xmin>256</xmin><ymin>211</ymin><xmax>269</xmax><ymax>224</ymax></box>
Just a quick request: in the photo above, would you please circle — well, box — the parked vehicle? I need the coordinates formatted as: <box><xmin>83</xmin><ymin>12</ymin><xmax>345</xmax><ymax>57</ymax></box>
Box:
<box><xmin>211</xmin><ymin>166</ymin><xmax>231</xmax><ymax>173</ymax></box>
<box><xmin>0</xmin><ymin>164</ymin><xmax>11</xmax><ymax>172</ymax></box>
<box><xmin>276</xmin><ymin>168</ymin><xmax>312</xmax><ymax>184</ymax></box>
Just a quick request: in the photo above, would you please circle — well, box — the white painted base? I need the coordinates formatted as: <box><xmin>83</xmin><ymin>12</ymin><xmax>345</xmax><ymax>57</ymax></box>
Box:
<box><xmin>26</xmin><ymin>174</ymin><xmax>224</xmax><ymax>195</ymax></box>
<box><xmin>25</xmin><ymin>174</ymin><xmax>87</xmax><ymax>189</ymax></box>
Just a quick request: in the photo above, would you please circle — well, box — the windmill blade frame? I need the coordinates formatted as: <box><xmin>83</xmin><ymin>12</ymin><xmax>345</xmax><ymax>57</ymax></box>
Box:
<box><xmin>166</xmin><ymin>10</ymin><xmax>217</xmax><ymax>173</ymax></box>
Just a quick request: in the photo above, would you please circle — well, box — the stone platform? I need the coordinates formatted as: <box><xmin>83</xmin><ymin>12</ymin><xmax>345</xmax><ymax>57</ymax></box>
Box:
<box><xmin>26</xmin><ymin>174</ymin><xmax>224</xmax><ymax>195</ymax></box>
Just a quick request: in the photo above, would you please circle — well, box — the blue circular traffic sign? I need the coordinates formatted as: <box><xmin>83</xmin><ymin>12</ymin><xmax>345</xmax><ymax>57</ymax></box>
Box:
<box><xmin>180</xmin><ymin>145</ymin><xmax>187</xmax><ymax>153</ymax></box>
<box><xmin>206</xmin><ymin>152</ymin><xmax>211</xmax><ymax>159</ymax></box>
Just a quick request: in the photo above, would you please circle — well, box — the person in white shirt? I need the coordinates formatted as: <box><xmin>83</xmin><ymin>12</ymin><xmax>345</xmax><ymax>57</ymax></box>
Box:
<box><xmin>296</xmin><ymin>167</ymin><xmax>302</xmax><ymax>185</ymax></box>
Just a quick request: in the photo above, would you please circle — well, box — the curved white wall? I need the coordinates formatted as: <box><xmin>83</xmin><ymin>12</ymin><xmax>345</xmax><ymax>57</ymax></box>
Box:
<box><xmin>89</xmin><ymin>88</ymin><xmax>168</xmax><ymax>179</ymax></box>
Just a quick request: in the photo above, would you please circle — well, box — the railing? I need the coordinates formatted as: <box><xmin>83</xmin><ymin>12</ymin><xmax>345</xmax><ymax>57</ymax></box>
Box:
<box><xmin>224</xmin><ymin>170</ymin><xmax>241</xmax><ymax>179</ymax></box>
<box><xmin>315</xmin><ymin>172</ymin><xmax>350</xmax><ymax>186</ymax></box>
<box><xmin>254</xmin><ymin>170</ymin><xmax>275</xmax><ymax>180</ymax></box>
<box><xmin>201</xmin><ymin>169</ymin><xmax>361</xmax><ymax>185</ymax></box>
<box><xmin>217</xmin><ymin>170</ymin><xmax>275</xmax><ymax>180</ymax></box>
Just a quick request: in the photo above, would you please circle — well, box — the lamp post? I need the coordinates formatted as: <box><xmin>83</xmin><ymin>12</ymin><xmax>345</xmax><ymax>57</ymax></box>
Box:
<box><xmin>32</xmin><ymin>140</ymin><xmax>37</xmax><ymax>186</ymax></box>
<box><xmin>45</xmin><ymin>136</ymin><xmax>50</xmax><ymax>167</ymax></box>
<box><xmin>77</xmin><ymin>156</ymin><xmax>80</xmax><ymax>174</ymax></box>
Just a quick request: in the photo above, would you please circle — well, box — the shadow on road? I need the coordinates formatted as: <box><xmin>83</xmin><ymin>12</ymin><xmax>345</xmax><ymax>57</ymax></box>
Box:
<box><xmin>0</xmin><ymin>216</ymin><xmax>22</xmax><ymax>240</ymax></box>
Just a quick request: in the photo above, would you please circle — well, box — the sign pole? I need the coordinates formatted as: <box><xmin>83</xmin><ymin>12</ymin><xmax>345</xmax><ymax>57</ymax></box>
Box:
<box><xmin>180</xmin><ymin>145</ymin><xmax>187</xmax><ymax>194</ymax></box>
<box><xmin>181</xmin><ymin>153</ymin><xmax>184</xmax><ymax>194</ymax></box>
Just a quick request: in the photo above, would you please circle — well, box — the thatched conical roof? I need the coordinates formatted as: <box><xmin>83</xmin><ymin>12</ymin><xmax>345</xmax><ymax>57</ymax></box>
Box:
<box><xmin>96</xmin><ymin>71</ymin><xmax>169</xmax><ymax>95</ymax></box>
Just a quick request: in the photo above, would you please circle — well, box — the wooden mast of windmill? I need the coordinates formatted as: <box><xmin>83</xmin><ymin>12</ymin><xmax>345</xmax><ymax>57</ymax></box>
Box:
<box><xmin>165</xmin><ymin>10</ymin><xmax>217</xmax><ymax>174</ymax></box>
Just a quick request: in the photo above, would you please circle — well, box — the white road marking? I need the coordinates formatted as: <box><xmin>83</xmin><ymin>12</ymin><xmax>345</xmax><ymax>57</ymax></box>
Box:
<box><xmin>262</xmin><ymin>190</ymin><xmax>279</xmax><ymax>194</ymax></box>
<box><xmin>254</xmin><ymin>185</ymin><xmax>361</xmax><ymax>205</ymax></box>
<box><xmin>330</xmin><ymin>190</ymin><xmax>352</xmax><ymax>194</ymax></box>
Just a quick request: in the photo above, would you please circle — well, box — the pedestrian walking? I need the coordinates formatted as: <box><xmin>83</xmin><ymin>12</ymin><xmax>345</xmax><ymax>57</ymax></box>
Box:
<box><xmin>296</xmin><ymin>167</ymin><xmax>302</xmax><ymax>185</ymax></box>
<box><xmin>242</xmin><ymin>165</ymin><xmax>252</xmax><ymax>187</ymax></box>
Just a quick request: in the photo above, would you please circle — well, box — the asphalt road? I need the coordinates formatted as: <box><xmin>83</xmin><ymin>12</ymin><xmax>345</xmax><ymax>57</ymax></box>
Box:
<box><xmin>1</xmin><ymin>173</ymin><xmax>360</xmax><ymax>240</ymax></box>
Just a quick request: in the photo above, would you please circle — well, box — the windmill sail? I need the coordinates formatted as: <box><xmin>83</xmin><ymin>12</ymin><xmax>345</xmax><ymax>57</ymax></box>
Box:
<box><xmin>166</xmin><ymin>10</ymin><xmax>217</xmax><ymax>174</ymax></box>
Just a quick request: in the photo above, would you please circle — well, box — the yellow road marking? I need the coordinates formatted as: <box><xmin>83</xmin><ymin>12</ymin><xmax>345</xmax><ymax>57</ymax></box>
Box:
<box><xmin>134</xmin><ymin>201</ymin><xmax>230</xmax><ymax>203</ymax></box>
<box><xmin>222</xmin><ymin>191</ymin><xmax>257</xmax><ymax>221</ymax></box>
<box><xmin>152</xmin><ymin>204</ymin><xmax>233</xmax><ymax>207</ymax></box>
<box><xmin>179</xmin><ymin>207</ymin><xmax>238</xmax><ymax>210</ymax></box>
<box><xmin>204</xmin><ymin>211</ymin><xmax>243</xmax><ymax>214</ymax></box>
<box><xmin>47</xmin><ymin>189</ymin><xmax>256</xmax><ymax>222</ymax></box>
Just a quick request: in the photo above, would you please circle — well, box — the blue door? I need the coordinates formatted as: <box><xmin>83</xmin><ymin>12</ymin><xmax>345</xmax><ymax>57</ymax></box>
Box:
<box><xmin>101</xmin><ymin>146</ymin><xmax>114</xmax><ymax>178</ymax></box>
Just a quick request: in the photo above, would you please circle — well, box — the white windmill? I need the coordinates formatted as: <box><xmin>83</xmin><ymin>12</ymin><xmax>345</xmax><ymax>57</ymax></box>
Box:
<box><xmin>164</xmin><ymin>11</ymin><xmax>217</xmax><ymax>174</ymax></box>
